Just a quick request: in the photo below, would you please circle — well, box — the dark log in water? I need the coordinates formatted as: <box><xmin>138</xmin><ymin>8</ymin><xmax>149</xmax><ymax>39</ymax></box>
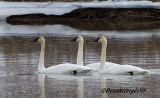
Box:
<box><xmin>7</xmin><ymin>8</ymin><xmax>160</xmax><ymax>30</ymax></box>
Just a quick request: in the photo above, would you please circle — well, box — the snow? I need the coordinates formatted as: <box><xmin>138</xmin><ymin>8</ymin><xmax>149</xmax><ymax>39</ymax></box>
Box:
<box><xmin>0</xmin><ymin>1</ymin><xmax>160</xmax><ymax>20</ymax></box>
<box><xmin>72</xmin><ymin>1</ymin><xmax>153</xmax><ymax>8</ymax></box>
<box><xmin>0</xmin><ymin>2</ymin><xmax>78</xmax><ymax>20</ymax></box>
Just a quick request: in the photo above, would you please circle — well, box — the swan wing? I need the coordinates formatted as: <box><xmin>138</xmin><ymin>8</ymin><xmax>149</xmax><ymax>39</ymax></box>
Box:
<box><xmin>86</xmin><ymin>62</ymin><xmax>119</xmax><ymax>70</ymax></box>
<box><xmin>86</xmin><ymin>62</ymin><xmax>101</xmax><ymax>69</ymax></box>
<box><xmin>45</xmin><ymin>63</ymin><xmax>95</xmax><ymax>74</ymax></box>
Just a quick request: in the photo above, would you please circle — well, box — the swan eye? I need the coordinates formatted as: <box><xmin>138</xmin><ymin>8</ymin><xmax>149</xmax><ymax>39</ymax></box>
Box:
<box><xmin>32</xmin><ymin>37</ymin><xmax>39</xmax><ymax>42</ymax></box>
<box><xmin>71</xmin><ymin>37</ymin><xmax>78</xmax><ymax>42</ymax></box>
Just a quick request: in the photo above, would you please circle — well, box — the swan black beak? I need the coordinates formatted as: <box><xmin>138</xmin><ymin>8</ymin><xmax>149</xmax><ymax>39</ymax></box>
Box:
<box><xmin>92</xmin><ymin>38</ymin><xmax>100</xmax><ymax>42</ymax></box>
<box><xmin>32</xmin><ymin>37</ymin><xmax>39</xmax><ymax>42</ymax></box>
<box><xmin>71</xmin><ymin>37</ymin><xmax>78</xmax><ymax>42</ymax></box>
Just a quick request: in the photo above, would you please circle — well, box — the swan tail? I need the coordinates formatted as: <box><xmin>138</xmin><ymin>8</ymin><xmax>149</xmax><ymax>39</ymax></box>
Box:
<box><xmin>77</xmin><ymin>69</ymin><xmax>92</xmax><ymax>73</ymax></box>
<box><xmin>131</xmin><ymin>70</ymin><xmax>150</xmax><ymax>75</ymax></box>
<box><xmin>76</xmin><ymin>68</ymin><xmax>95</xmax><ymax>73</ymax></box>
<box><xmin>141</xmin><ymin>70</ymin><xmax>150</xmax><ymax>74</ymax></box>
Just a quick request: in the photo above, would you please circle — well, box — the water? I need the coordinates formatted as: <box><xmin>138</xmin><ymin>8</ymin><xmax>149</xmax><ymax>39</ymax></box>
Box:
<box><xmin>0</xmin><ymin>21</ymin><xmax>160</xmax><ymax>98</ymax></box>
<box><xmin>0</xmin><ymin>0</ymin><xmax>158</xmax><ymax>2</ymax></box>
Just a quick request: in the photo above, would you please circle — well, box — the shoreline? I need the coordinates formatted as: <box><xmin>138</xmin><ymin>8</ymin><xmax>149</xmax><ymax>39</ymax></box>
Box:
<box><xmin>6</xmin><ymin>8</ymin><xmax>160</xmax><ymax>30</ymax></box>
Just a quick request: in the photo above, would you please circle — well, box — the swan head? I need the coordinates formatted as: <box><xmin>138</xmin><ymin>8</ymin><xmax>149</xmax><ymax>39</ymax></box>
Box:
<box><xmin>32</xmin><ymin>36</ymin><xmax>45</xmax><ymax>44</ymax></box>
<box><xmin>93</xmin><ymin>36</ymin><xmax>107</xmax><ymax>43</ymax></box>
<box><xmin>71</xmin><ymin>35</ymin><xmax>84</xmax><ymax>43</ymax></box>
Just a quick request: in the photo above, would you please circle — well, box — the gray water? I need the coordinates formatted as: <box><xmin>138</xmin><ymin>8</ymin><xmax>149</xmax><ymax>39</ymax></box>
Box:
<box><xmin>0</xmin><ymin>21</ymin><xmax>160</xmax><ymax>98</ymax></box>
<box><xmin>0</xmin><ymin>0</ymin><xmax>158</xmax><ymax>2</ymax></box>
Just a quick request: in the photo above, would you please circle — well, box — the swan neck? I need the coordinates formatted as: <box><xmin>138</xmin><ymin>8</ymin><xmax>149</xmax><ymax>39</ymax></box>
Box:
<box><xmin>38</xmin><ymin>42</ymin><xmax>46</xmax><ymax>72</ymax></box>
<box><xmin>77</xmin><ymin>40</ymin><xmax>84</xmax><ymax>66</ymax></box>
<box><xmin>100</xmin><ymin>41</ymin><xmax>107</xmax><ymax>71</ymax></box>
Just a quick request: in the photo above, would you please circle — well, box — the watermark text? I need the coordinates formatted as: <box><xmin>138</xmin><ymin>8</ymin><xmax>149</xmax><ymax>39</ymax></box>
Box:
<box><xmin>101</xmin><ymin>87</ymin><xmax>146</xmax><ymax>95</ymax></box>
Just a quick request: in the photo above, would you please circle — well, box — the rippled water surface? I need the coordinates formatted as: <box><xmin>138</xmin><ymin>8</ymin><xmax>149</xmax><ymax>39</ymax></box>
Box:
<box><xmin>0</xmin><ymin>22</ymin><xmax>160</xmax><ymax>98</ymax></box>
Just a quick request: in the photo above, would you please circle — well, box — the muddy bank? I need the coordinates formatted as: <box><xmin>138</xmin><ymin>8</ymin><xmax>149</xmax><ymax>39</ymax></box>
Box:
<box><xmin>7</xmin><ymin>8</ymin><xmax>160</xmax><ymax>30</ymax></box>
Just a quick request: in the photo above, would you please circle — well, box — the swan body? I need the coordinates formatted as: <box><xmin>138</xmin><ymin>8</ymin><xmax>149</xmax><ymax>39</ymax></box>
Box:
<box><xmin>90</xmin><ymin>36</ymin><xmax>149</xmax><ymax>75</ymax></box>
<box><xmin>32</xmin><ymin>36</ymin><xmax>94</xmax><ymax>74</ymax></box>
<box><xmin>100</xmin><ymin>64</ymin><xmax>149</xmax><ymax>75</ymax></box>
<box><xmin>40</xmin><ymin>63</ymin><xmax>94</xmax><ymax>74</ymax></box>
<box><xmin>86</xmin><ymin>62</ymin><xmax>149</xmax><ymax>75</ymax></box>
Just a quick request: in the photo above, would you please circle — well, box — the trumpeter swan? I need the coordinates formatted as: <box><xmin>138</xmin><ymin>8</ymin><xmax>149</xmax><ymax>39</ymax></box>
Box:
<box><xmin>32</xmin><ymin>36</ymin><xmax>94</xmax><ymax>74</ymax></box>
<box><xmin>71</xmin><ymin>35</ymin><xmax>119</xmax><ymax>70</ymax></box>
<box><xmin>71</xmin><ymin>35</ymin><xmax>118</xmax><ymax>71</ymax></box>
<box><xmin>90</xmin><ymin>36</ymin><xmax>149</xmax><ymax>75</ymax></box>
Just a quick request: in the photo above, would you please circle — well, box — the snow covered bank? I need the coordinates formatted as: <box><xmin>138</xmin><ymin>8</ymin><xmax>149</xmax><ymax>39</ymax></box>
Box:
<box><xmin>0</xmin><ymin>1</ymin><xmax>160</xmax><ymax>21</ymax></box>
<box><xmin>7</xmin><ymin>8</ymin><xmax>160</xmax><ymax>26</ymax></box>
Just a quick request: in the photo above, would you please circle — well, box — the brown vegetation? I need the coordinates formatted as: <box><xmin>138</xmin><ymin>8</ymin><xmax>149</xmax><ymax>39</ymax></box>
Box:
<box><xmin>6</xmin><ymin>8</ymin><xmax>160</xmax><ymax>30</ymax></box>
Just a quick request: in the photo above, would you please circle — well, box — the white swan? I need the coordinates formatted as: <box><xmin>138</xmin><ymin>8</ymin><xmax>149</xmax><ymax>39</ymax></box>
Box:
<box><xmin>71</xmin><ymin>35</ymin><xmax>119</xmax><ymax>70</ymax></box>
<box><xmin>89</xmin><ymin>36</ymin><xmax>149</xmax><ymax>75</ymax></box>
<box><xmin>32</xmin><ymin>36</ymin><xmax>94</xmax><ymax>74</ymax></box>
<box><xmin>71</xmin><ymin>35</ymin><xmax>117</xmax><ymax>71</ymax></box>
